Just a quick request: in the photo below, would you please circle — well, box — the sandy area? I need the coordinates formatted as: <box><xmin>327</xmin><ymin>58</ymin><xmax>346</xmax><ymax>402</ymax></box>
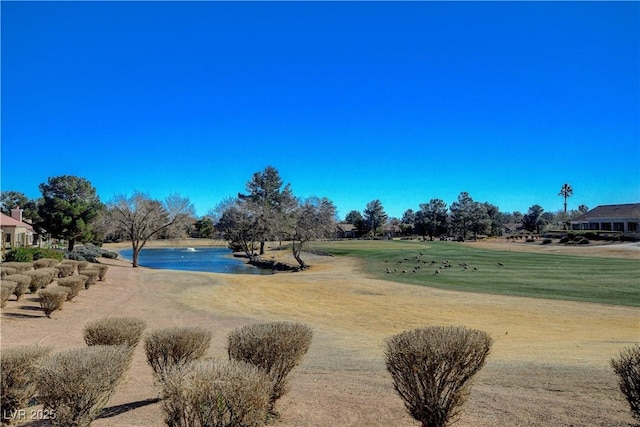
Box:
<box><xmin>1</xmin><ymin>240</ymin><xmax>638</xmax><ymax>426</ymax></box>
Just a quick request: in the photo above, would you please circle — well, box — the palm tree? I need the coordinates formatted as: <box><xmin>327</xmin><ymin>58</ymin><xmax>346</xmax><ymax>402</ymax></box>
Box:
<box><xmin>558</xmin><ymin>183</ymin><xmax>573</xmax><ymax>213</ymax></box>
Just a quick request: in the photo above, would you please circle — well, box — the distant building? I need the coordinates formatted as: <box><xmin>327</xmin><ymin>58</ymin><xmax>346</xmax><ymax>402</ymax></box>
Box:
<box><xmin>503</xmin><ymin>222</ymin><xmax>525</xmax><ymax>234</ymax></box>
<box><xmin>570</xmin><ymin>203</ymin><xmax>640</xmax><ymax>234</ymax></box>
<box><xmin>336</xmin><ymin>223</ymin><xmax>357</xmax><ymax>238</ymax></box>
<box><xmin>1</xmin><ymin>208</ymin><xmax>35</xmax><ymax>251</ymax></box>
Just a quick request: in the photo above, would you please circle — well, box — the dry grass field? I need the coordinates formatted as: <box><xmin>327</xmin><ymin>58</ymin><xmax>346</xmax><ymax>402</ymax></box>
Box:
<box><xmin>1</xmin><ymin>239</ymin><xmax>638</xmax><ymax>426</ymax></box>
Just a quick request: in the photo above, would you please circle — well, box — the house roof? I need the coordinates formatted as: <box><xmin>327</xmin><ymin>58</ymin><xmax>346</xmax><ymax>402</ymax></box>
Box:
<box><xmin>572</xmin><ymin>203</ymin><xmax>640</xmax><ymax>222</ymax></box>
<box><xmin>503</xmin><ymin>222</ymin><xmax>524</xmax><ymax>231</ymax></box>
<box><xmin>0</xmin><ymin>212</ymin><xmax>34</xmax><ymax>230</ymax></box>
<box><xmin>337</xmin><ymin>223</ymin><xmax>356</xmax><ymax>232</ymax></box>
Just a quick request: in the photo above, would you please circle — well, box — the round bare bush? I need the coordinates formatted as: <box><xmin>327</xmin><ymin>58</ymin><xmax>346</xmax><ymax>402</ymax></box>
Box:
<box><xmin>1</xmin><ymin>345</ymin><xmax>52</xmax><ymax>425</ymax></box>
<box><xmin>38</xmin><ymin>288</ymin><xmax>70</xmax><ymax>318</ymax></box>
<box><xmin>94</xmin><ymin>264</ymin><xmax>109</xmax><ymax>281</ymax></box>
<box><xmin>12</xmin><ymin>279</ymin><xmax>31</xmax><ymax>301</ymax></box>
<box><xmin>33</xmin><ymin>259</ymin><xmax>50</xmax><ymax>269</ymax></box>
<box><xmin>76</xmin><ymin>274</ymin><xmax>89</xmax><ymax>288</ymax></box>
<box><xmin>162</xmin><ymin>359</ymin><xmax>271</xmax><ymax>427</ymax></box>
<box><xmin>4</xmin><ymin>274</ymin><xmax>31</xmax><ymax>300</ymax></box>
<box><xmin>84</xmin><ymin>317</ymin><xmax>147</xmax><ymax>348</ymax></box>
<box><xmin>77</xmin><ymin>261</ymin><xmax>90</xmax><ymax>270</ymax></box>
<box><xmin>227</xmin><ymin>321</ymin><xmax>313</xmax><ymax>414</ymax></box>
<box><xmin>56</xmin><ymin>276</ymin><xmax>85</xmax><ymax>301</ymax></box>
<box><xmin>42</xmin><ymin>267</ymin><xmax>59</xmax><ymax>284</ymax></box>
<box><xmin>54</xmin><ymin>262</ymin><xmax>76</xmax><ymax>278</ymax></box>
<box><xmin>60</xmin><ymin>259</ymin><xmax>79</xmax><ymax>273</ymax></box>
<box><xmin>33</xmin><ymin>258</ymin><xmax>59</xmax><ymax>269</ymax></box>
<box><xmin>611</xmin><ymin>344</ymin><xmax>640</xmax><ymax>421</ymax></box>
<box><xmin>23</xmin><ymin>270</ymin><xmax>55</xmax><ymax>292</ymax></box>
<box><xmin>1</xmin><ymin>262</ymin><xmax>33</xmax><ymax>273</ymax></box>
<box><xmin>1</xmin><ymin>281</ymin><xmax>17</xmax><ymax>308</ymax></box>
<box><xmin>1</xmin><ymin>266</ymin><xmax>18</xmax><ymax>278</ymax></box>
<box><xmin>79</xmin><ymin>268</ymin><xmax>99</xmax><ymax>288</ymax></box>
<box><xmin>144</xmin><ymin>326</ymin><xmax>211</xmax><ymax>382</ymax></box>
<box><xmin>384</xmin><ymin>325</ymin><xmax>492</xmax><ymax>427</ymax></box>
<box><xmin>37</xmin><ymin>345</ymin><xmax>132</xmax><ymax>427</ymax></box>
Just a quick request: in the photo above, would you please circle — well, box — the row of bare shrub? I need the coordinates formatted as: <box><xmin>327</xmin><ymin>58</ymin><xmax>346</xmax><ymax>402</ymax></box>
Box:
<box><xmin>1</xmin><ymin>259</ymin><xmax>109</xmax><ymax>282</ymax></box>
<box><xmin>1</xmin><ymin>317</ymin><xmax>146</xmax><ymax>426</ymax></box>
<box><xmin>3</xmin><ymin>316</ymin><xmax>638</xmax><ymax>427</ymax></box>
<box><xmin>155</xmin><ymin>321</ymin><xmax>313</xmax><ymax>427</ymax></box>
<box><xmin>1</xmin><ymin>259</ymin><xmax>109</xmax><ymax>318</ymax></box>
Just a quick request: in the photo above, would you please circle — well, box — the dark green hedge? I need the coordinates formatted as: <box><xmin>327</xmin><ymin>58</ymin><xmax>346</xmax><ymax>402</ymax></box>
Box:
<box><xmin>4</xmin><ymin>247</ymin><xmax>64</xmax><ymax>262</ymax></box>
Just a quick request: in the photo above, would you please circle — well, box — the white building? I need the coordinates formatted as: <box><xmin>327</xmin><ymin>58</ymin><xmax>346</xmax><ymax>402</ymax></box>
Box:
<box><xmin>0</xmin><ymin>208</ymin><xmax>35</xmax><ymax>251</ymax></box>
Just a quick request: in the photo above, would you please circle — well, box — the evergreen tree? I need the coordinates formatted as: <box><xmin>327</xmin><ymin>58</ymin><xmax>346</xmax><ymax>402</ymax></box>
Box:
<box><xmin>38</xmin><ymin>176</ymin><xmax>104</xmax><ymax>251</ymax></box>
<box><xmin>238</xmin><ymin>166</ymin><xmax>294</xmax><ymax>255</ymax></box>
<box><xmin>363</xmin><ymin>199</ymin><xmax>388</xmax><ymax>237</ymax></box>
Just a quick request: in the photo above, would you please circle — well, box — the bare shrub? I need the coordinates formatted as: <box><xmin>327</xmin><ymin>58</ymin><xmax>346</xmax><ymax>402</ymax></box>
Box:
<box><xmin>1</xmin><ymin>281</ymin><xmax>17</xmax><ymax>308</ymax></box>
<box><xmin>77</xmin><ymin>261</ymin><xmax>90</xmax><ymax>270</ymax></box>
<box><xmin>84</xmin><ymin>317</ymin><xmax>147</xmax><ymax>348</ymax></box>
<box><xmin>4</xmin><ymin>274</ymin><xmax>31</xmax><ymax>300</ymax></box>
<box><xmin>33</xmin><ymin>258</ymin><xmax>59</xmax><ymax>269</ymax></box>
<box><xmin>227</xmin><ymin>321</ymin><xmax>313</xmax><ymax>414</ymax></box>
<box><xmin>144</xmin><ymin>326</ymin><xmax>211</xmax><ymax>382</ymax></box>
<box><xmin>1</xmin><ymin>262</ymin><xmax>33</xmax><ymax>273</ymax></box>
<box><xmin>94</xmin><ymin>264</ymin><xmax>109</xmax><ymax>281</ymax></box>
<box><xmin>384</xmin><ymin>325</ymin><xmax>492</xmax><ymax>427</ymax></box>
<box><xmin>56</xmin><ymin>276</ymin><xmax>85</xmax><ymax>301</ymax></box>
<box><xmin>611</xmin><ymin>345</ymin><xmax>640</xmax><ymax>421</ymax></box>
<box><xmin>1</xmin><ymin>345</ymin><xmax>52</xmax><ymax>425</ymax></box>
<box><xmin>162</xmin><ymin>359</ymin><xmax>271</xmax><ymax>427</ymax></box>
<box><xmin>33</xmin><ymin>259</ymin><xmax>49</xmax><ymax>269</ymax></box>
<box><xmin>42</xmin><ymin>267</ymin><xmax>58</xmax><ymax>284</ymax></box>
<box><xmin>23</xmin><ymin>270</ymin><xmax>54</xmax><ymax>292</ymax></box>
<box><xmin>55</xmin><ymin>263</ymin><xmax>76</xmax><ymax>278</ymax></box>
<box><xmin>38</xmin><ymin>288</ymin><xmax>70</xmax><ymax>318</ymax></box>
<box><xmin>1</xmin><ymin>266</ymin><xmax>17</xmax><ymax>278</ymax></box>
<box><xmin>76</xmin><ymin>274</ymin><xmax>89</xmax><ymax>289</ymax></box>
<box><xmin>79</xmin><ymin>268</ymin><xmax>99</xmax><ymax>288</ymax></box>
<box><xmin>37</xmin><ymin>345</ymin><xmax>132</xmax><ymax>427</ymax></box>
<box><xmin>12</xmin><ymin>280</ymin><xmax>30</xmax><ymax>301</ymax></box>
<box><xmin>60</xmin><ymin>259</ymin><xmax>79</xmax><ymax>274</ymax></box>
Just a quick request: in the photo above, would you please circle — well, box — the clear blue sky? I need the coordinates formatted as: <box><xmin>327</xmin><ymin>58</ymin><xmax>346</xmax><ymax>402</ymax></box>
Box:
<box><xmin>2</xmin><ymin>1</ymin><xmax>638</xmax><ymax>219</ymax></box>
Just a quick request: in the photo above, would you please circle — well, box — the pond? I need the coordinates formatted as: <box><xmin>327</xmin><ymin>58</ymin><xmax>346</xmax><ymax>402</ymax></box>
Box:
<box><xmin>118</xmin><ymin>247</ymin><xmax>271</xmax><ymax>275</ymax></box>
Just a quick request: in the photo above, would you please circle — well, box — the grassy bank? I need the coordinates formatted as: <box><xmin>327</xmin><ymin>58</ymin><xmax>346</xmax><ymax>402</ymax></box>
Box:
<box><xmin>310</xmin><ymin>240</ymin><xmax>640</xmax><ymax>307</ymax></box>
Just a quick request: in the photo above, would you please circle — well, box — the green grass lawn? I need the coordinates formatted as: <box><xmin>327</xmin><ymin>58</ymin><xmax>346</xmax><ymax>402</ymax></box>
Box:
<box><xmin>309</xmin><ymin>240</ymin><xmax>640</xmax><ymax>307</ymax></box>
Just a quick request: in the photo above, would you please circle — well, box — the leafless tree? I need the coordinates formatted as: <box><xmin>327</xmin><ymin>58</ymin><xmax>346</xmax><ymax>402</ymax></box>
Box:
<box><xmin>284</xmin><ymin>197</ymin><xmax>336</xmax><ymax>269</ymax></box>
<box><xmin>108</xmin><ymin>192</ymin><xmax>195</xmax><ymax>267</ymax></box>
<box><xmin>216</xmin><ymin>200</ymin><xmax>261</xmax><ymax>259</ymax></box>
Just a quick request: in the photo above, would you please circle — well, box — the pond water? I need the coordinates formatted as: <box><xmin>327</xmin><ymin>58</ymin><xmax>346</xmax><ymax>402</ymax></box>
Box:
<box><xmin>118</xmin><ymin>247</ymin><xmax>270</xmax><ymax>275</ymax></box>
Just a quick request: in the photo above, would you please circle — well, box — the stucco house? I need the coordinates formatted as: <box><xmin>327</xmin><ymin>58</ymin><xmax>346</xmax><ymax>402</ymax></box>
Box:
<box><xmin>570</xmin><ymin>203</ymin><xmax>640</xmax><ymax>234</ymax></box>
<box><xmin>1</xmin><ymin>208</ymin><xmax>35</xmax><ymax>251</ymax></box>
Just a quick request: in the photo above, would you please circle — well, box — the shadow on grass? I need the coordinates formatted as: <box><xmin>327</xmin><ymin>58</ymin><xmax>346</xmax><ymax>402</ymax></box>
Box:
<box><xmin>98</xmin><ymin>397</ymin><xmax>162</xmax><ymax>419</ymax></box>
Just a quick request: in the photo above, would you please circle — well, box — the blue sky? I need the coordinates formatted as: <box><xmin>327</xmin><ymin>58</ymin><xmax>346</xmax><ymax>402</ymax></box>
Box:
<box><xmin>2</xmin><ymin>1</ymin><xmax>638</xmax><ymax>219</ymax></box>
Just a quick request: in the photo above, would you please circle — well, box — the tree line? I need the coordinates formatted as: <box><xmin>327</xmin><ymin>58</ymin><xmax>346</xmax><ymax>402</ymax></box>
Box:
<box><xmin>0</xmin><ymin>167</ymin><xmax>336</xmax><ymax>269</ymax></box>
<box><xmin>344</xmin><ymin>190</ymin><xmax>588</xmax><ymax>240</ymax></box>
<box><xmin>1</xmin><ymin>169</ymin><xmax>586</xmax><ymax>268</ymax></box>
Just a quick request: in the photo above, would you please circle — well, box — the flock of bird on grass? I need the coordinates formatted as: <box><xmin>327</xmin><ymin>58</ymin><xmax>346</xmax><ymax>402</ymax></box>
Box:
<box><xmin>384</xmin><ymin>252</ymin><xmax>505</xmax><ymax>275</ymax></box>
